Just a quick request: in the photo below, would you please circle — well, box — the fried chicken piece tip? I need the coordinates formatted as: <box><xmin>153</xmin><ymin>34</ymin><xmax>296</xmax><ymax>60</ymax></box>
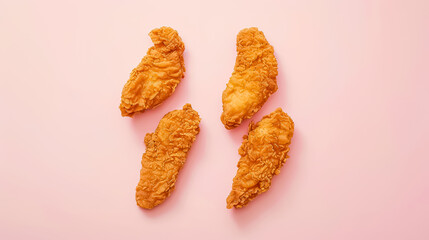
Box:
<box><xmin>136</xmin><ymin>104</ymin><xmax>200</xmax><ymax>209</ymax></box>
<box><xmin>226</xmin><ymin>108</ymin><xmax>294</xmax><ymax>209</ymax></box>
<box><xmin>120</xmin><ymin>26</ymin><xmax>185</xmax><ymax>117</ymax></box>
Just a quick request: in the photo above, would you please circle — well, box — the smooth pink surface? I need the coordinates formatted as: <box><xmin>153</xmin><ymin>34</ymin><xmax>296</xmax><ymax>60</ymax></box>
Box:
<box><xmin>1</xmin><ymin>0</ymin><xmax>428</xmax><ymax>239</ymax></box>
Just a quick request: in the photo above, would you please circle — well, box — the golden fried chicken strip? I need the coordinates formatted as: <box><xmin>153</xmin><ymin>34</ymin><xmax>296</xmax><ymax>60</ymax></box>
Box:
<box><xmin>120</xmin><ymin>27</ymin><xmax>185</xmax><ymax>117</ymax></box>
<box><xmin>221</xmin><ymin>28</ymin><xmax>278</xmax><ymax>129</ymax></box>
<box><xmin>136</xmin><ymin>104</ymin><xmax>200</xmax><ymax>209</ymax></box>
<box><xmin>226</xmin><ymin>108</ymin><xmax>294</xmax><ymax>209</ymax></box>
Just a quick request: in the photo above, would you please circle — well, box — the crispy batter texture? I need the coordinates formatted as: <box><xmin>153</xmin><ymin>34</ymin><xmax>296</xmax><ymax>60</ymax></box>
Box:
<box><xmin>120</xmin><ymin>27</ymin><xmax>185</xmax><ymax>117</ymax></box>
<box><xmin>221</xmin><ymin>28</ymin><xmax>278</xmax><ymax>129</ymax></box>
<box><xmin>135</xmin><ymin>104</ymin><xmax>200</xmax><ymax>209</ymax></box>
<box><xmin>226</xmin><ymin>108</ymin><xmax>294</xmax><ymax>209</ymax></box>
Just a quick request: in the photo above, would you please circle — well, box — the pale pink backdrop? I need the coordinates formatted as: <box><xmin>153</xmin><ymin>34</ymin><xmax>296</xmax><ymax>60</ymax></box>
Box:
<box><xmin>1</xmin><ymin>0</ymin><xmax>428</xmax><ymax>239</ymax></box>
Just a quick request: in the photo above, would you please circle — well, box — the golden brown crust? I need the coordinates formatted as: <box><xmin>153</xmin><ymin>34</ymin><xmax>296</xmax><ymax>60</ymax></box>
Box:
<box><xmin>226</xmin><ymin>108</ymin><xmax>294</xmax><ymax>209</ymax></box>
<box><xmin>221</xmin><ymin>28</ymin><xmax>278</xmax><ymax>129</ymax></box>
<box><xmin>136</xmin><ymin>104</ymin><xmax>200</xmax><ymax>209</ymax></box>
<box><xmin>120</xmin><ymin>27</ymin><xmax>185</xmax><ymax>117</ymax></box>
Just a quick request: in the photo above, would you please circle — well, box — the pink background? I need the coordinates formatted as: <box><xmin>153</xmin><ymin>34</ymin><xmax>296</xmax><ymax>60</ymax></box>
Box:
<box><xmin>1</xmin><ymin>0</ymin><xmax>428</xmax><ymax>239</ymax></box>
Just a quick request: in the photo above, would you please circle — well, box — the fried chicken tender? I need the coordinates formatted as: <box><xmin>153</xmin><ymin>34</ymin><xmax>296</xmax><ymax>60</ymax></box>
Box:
<box><xmin>226</xmin><ymin>108</ymin><xmax>294</xmax><ymax>209</ymax></box>
<box><xmin>136</xmin><ymin>104</ymin><xmax>200</xmax><ymax>209</ymax></box>
<box><xmin>221</xmin><ymin>28</ymin><xmax>278</xmax><ymax>129</ymax></box>
<box><xmin>120</xmin><ymin>27</ymin><xmax>185</xmax><ymax>117</ymax></box>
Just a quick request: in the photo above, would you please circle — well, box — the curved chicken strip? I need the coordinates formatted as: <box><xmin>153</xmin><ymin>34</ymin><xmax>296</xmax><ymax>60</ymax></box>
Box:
<box><xmin>120</xmin><ymin>27</ymin><xmax>185</xmax><ymax>117</ymax></box>
<box><xmin>226</xmin><ymin>108</ymin><xmax>294</xmax><ymax>209</ymax></box>
<box><xmin>136</xmin><ymin>104</ymin><xmax>200</xmax><ymax>209</ymax></box>
<box><xmin>221</xmin><ymin>28</ymin><xmax>278</xmax><ymax>129</ymax></box>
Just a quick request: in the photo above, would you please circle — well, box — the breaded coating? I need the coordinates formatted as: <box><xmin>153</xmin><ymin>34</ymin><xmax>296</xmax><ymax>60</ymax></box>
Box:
<box><xmin>226</xmin><ymin>108</ymin><xmax>294</xmax><ymax>209</ymax></box>
<box><xmin>120</xmin><ymin>27</ymin><xmax>185</xmax><ymax>117</ymax></box>
<box><xmin>221</xmin><ymin>28</ymin><xmax>278</xmax><ymax>129</ymax></box>
<box><xmin>136</xmin><ymin>104</ymin><xmax>200</xmax><ymax>209</ymax></box>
